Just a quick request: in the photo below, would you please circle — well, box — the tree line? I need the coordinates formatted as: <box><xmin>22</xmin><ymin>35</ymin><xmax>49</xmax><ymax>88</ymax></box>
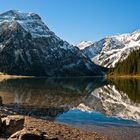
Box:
<box><xmin>109</xmin><ymin>49</ymin><xmax>140</xmax><ymax>75</ymax></box>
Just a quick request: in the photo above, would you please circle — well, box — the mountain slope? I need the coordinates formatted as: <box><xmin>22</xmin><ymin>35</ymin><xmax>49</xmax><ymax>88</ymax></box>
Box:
<box><xmin>109</xmin><ymin>48</ymin><xmax>140</xmax><ymax>75</ymax></box>
<box><xmin>0</xmin><ymin>10</ymin><xmax>105</xmax><ymax>76</ymax></box>
<box><xmin>78</xmin><ymin>30</ymin><xmax>140</xmax><ymax>68</ymax></box>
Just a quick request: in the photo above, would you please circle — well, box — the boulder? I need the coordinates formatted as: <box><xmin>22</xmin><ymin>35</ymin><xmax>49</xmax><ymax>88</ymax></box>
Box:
<box><xmin>8</xmin><ymin>128</ymin><xmax>59</xmax><ymax>140</ymax></box>
<box><xmin>2</xmin><ymin>115</ymin><xmax>24</xmax><ymax>136</ymax></box>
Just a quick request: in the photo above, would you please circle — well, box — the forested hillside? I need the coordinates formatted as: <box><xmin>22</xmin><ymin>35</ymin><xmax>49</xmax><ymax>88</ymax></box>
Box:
<box><xmin>109</xmin><ymin>49</ymin><xmax>140</xmax><ymax>75</ymax></box>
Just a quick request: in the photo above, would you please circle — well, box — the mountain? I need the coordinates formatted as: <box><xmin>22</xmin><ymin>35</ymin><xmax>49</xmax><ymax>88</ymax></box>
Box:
<box><xmin>78</xmin><ymin>30</ymin><xmax>140</xmax><ymax>68</ymax></box>
<box><xmin>0</xmin><ymin>10</ymin><xmax>105</xmax><ymax>76</ymax></box>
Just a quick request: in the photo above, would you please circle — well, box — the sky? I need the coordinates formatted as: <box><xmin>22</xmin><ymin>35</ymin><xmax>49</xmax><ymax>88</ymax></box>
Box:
<box><xmin>0</xmin><ymin>0</ymin><xmax>140</xmax><ymax>44</ymax></box>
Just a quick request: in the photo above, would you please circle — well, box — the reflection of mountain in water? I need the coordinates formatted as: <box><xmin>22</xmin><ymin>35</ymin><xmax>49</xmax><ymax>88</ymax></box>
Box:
<box><xmin>79</xmin><ymin>79</ymin><xmax>140</xmax><ymax>123</ymax></box>
<box><xmin>0</xmin><ymin>77</ymin><xmax>106</xmax><ymax>118</ymax></box>
<box><xmin>0</xmin><ymin>77</ymin><xmax>106</xmax><ymax>106</ymax></box>
<box><xmin>0</xmin><ymin>77</ymin><xmax>140</xmax><ymax>123</ymax></box>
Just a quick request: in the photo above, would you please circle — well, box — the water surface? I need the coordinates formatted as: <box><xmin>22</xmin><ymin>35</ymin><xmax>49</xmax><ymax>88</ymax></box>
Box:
<box><xmin>0</xmin><ymin>77</ymin><xmax>140</xmax><ymax>140</ymax></box>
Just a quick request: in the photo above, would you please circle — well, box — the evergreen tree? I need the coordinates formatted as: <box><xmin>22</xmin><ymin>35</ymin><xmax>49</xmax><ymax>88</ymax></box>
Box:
<box><xmin>109</xmin><ymin>49</ymin><xmax>140</xmax><ymax>75</ymax></box>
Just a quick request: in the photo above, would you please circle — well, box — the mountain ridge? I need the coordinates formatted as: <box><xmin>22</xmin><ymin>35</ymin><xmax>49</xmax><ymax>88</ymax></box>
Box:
<box><xmin>77</xmin><ymin>29</ymin><xmax>140</xmax><ymax>68</ymax></box>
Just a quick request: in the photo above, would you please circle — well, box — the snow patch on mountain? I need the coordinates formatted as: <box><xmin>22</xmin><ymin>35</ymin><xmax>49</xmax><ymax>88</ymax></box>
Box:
<box><xmin>77</xmin><ymin>41</ymin><xmax>94</xmax><ymax>50</ymax></box>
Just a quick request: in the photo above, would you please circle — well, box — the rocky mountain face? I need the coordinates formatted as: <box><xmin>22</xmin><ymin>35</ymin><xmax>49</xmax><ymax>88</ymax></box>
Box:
<box><xmin>78</xmin><ymin>30</ymin><xmax>140</xmax><ymax>68</ymax></box>
<box><xmin>0</xmin><ymin>10</ymin><xmax>105</xmax><ymax>76</ymax></box>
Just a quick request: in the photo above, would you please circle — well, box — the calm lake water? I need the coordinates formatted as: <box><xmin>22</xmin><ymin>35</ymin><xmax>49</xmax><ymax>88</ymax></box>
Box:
<box><xmin>0</xmin><ymin>77</ymin><xmax>140</xmax><ymax>140</ymax></box>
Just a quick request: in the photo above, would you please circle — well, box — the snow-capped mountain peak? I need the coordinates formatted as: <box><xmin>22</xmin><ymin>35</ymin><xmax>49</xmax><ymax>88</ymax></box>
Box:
<box><xmin>77</xmin><ymin>30</ymin><xmax>140</xmax><ymax>68</ymax></box>
<box><xmin>0</xmin><ymin>10</ymin><xmax>54</xmax><ymax>38</ymax></box>
<box><xmin>0</xmin><ymin>10</ymin><xmax>41</xmax><ymax>20</ymax></box>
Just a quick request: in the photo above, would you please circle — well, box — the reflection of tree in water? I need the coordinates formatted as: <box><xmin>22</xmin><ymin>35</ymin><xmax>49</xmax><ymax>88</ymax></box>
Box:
<box><xmin>109</xmin><ymin>79</ymin><xmax>140</xmax><ymax>103</ymax></box>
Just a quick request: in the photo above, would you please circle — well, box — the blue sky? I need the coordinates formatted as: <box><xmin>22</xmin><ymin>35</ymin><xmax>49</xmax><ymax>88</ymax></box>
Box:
<box><xmin>0</xmin><ymin>0</ymin><xmax>140</xmax><ymax>44</ymax></box>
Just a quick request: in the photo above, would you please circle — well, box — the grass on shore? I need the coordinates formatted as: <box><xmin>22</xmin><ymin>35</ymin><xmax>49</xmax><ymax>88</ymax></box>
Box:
<box><xmin>106</xmin><ymin>72</ymin><xmax>140</xmax><ymax>79</ymax></box>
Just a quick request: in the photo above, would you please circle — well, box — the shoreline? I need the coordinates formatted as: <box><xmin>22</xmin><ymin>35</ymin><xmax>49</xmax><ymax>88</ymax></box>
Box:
<box><xmin>0</xmin><ymin>73</ymin><xmax>91</xmax><ymax>80</ymax></box>
<box><xmin>1</xmin><ymin>73</ymin><xmax>140</xmax><ymax>80</ymax></box>
<box><xmin>24</xmin><ymin>116</ymin><xmax>109</xmax><ymax>140</ymax></box>
<box><xmin>0</xmin><ymin>105</ymin><xmax>109</xmax><ymax>140</ymax></box>
<box><xmin>106</xmin><ymin>75</ymin><xmax>140</xmax><ymax>79</ymax></box>
<box><xmin>1</xmin><ymin>104</ymin><xmax>140</xmax><ymax>140</ymax></box>
<box><xmin>0</xmin><ymin>73</ymin><xmax>35</xmax><ymax>80</ymax></box>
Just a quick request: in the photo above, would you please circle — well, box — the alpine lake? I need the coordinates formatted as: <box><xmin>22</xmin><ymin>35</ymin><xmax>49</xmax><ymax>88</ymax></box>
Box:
<box><xmin>0</xmin><ymin>77</ymin><xmax>140</xmax><ymax>140</ymax></box>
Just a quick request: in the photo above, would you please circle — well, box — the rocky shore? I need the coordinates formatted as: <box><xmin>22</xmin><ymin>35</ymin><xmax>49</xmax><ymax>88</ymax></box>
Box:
<box><xmin>0</xmin><ymin>115</ymin><xmax>110</xmax><ymax>140</ymax></box>
<box><xmin>0</xmin><ymin>102</ymin><xmax>110</xmax><ymax>140</ymax></box>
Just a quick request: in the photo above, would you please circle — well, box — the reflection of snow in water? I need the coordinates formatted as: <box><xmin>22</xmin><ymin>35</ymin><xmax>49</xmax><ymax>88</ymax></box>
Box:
<box><xmin>74</xmin><ymin>103</ymin><xmax>94</xmax><ymax>113</ymax></box>
<box><xmin>14</xmin><ymin>89</ymin><xmax>32</xmax><ymax>104</ymax></box>
<box><xmin>14</xmin><ymin>91</ymin><xmax>26</xmax><ymax>104</ymax></box>
<box><xmin>76</xmin><ymin>85</ymin><xmax>140</xmax><ymax>123</ymax></box>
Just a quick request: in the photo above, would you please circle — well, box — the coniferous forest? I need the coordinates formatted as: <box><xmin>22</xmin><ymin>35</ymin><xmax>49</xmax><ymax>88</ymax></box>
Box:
<box><xmin>109</xmin><ymin>49</ymin><xmax>140</xmax><ymax>75</ymax></box>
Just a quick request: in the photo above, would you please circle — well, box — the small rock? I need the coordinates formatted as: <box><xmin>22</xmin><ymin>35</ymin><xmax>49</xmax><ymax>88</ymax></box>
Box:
<box><xmin>2</xmin><ymin>115</ymin><xmax>24</xmax><ymax>136</ymax></box>
<box><xmin>8</xmin><ymin>128</ymin><xmax>59</xmax><ymax>140</ymax></box>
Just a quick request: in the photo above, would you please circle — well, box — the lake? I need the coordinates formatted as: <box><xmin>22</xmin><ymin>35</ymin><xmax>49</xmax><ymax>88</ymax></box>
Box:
<box><xmin>0</xmin><ymin>77</ymin><xmax>140</xmax><ymax>140</ymax></box>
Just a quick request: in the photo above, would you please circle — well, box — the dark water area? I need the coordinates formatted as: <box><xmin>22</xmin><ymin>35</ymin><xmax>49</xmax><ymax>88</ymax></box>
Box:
<box><xmin>0</xmin><ymin>77</ymin><xmax>140</xmax><ymax>140</ymax></box>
